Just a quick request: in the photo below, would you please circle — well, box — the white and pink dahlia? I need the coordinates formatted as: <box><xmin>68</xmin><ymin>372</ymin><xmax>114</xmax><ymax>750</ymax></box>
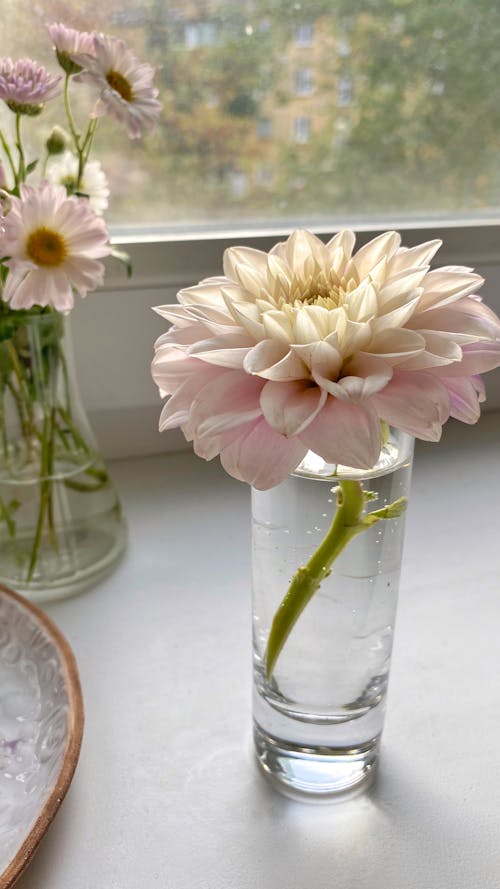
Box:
<box><xmin>152</xmin><ymin>230</ymin><xmax>500</xmax><ymax>490</ymax></box>
<box><xmin>75</xmin><ymin>33</ymin><xmax>161</xmax><ymax>138</ymax></box>
<box><xmin>0</xmin><ymin>58</ymin><xmax>61</xmax><ymax>114</ymax></box>
<box><xmin>0</xmin><ymin>183</ymin><xmax>110</xmax><ymax>311</ymax></box>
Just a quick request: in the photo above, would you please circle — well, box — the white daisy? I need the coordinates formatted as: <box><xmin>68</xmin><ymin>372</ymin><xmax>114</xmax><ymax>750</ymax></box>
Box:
<box><xmin>46</xmin><ymin>152</ymin><xmax>110</xmax><ymax>215</ymax></box>
<box><xmin>0</xmin><ymin>183</ymin><xmax>110</xmax><ymax>311</ymax></box>
<box><xmin>76</xmin><ymin>33</ymin><xmax>161</xmax><ymax>139</ymax></box>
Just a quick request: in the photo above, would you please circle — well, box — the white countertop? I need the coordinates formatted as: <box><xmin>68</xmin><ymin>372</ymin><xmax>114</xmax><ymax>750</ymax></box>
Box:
<box><xmin>14</xmin><ymin>413</ymin><xmax>500</xmax><ymax>889</ymax></box>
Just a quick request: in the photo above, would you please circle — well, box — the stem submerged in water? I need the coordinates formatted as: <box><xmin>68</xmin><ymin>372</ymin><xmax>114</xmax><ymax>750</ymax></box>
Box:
<box><xmin>264</xmin><ymin>479</ymin><xmax>408</xmax><ymax>680</ymax></box>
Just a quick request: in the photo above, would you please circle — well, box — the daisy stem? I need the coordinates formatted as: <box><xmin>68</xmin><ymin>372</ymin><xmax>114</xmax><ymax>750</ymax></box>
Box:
<box><xmin>14</xmin><ymin>113</ymin><xmax>25</xmax><ymax>183</ymax></box>
<box><xmin>77</xmin><ymin>118</ymin><xmax>98</xmax><ymax>189</ymax></box>
<box><xmin>264</xmin><ymin>480</ymin><xmax>408</xmax><ymax>680</ymax></box>
<box><xmin>0</xmin><ymin>125</ymin><xmax>18</xmax><ymax>188</ymax></box>
<box><xmin>64</xmin><ymin>73</ymin><xmax>82</xmax><ymax>157</ymax></box>
<box><xmin>27</xmin><ymin>407</ymin><xmax>58</xmax><ymax>582</ymax></box>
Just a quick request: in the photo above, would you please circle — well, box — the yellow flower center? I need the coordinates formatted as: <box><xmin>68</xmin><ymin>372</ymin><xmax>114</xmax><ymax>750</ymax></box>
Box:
<box><xmin>26</xmin><ymin>227</ymin><xmax>67</xmax><ymax>267</ymax></box>
<box><xmin>290</xmin><ymin>274</ymin><xmax>357</xmax><ymax>310</ymax></box>
<box><xmin>106</xmin><ymin>70</ymin><xmax>133</xmax><ymax>102</ymax></box>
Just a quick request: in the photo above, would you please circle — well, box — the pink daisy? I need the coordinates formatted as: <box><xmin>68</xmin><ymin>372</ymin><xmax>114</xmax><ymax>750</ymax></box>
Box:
<box><xmin>0</xmin><ymin>183</ymin><xmax>110</xmax><ymax>312</ymax></box>
<box><xmin>47</xmin><ymin>22</ymin><xmax>96</xmax><ymax>75</ymax></box>
<box><xmin>75</xmin><ymin>33</ymin><xmax>161</xmax><ymax>138</ymax></box>
<box><xmin>0</xmin><ymin>58</ymin><xmax>61</xmax><ymax>115</ymax></box>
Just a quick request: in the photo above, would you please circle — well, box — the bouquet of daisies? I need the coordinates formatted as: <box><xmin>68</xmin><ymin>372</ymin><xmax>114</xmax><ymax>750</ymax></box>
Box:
<box><xmin>0</xmin><ymin>23</ymin><xmax>160</xmax><ymax>581</ymax></box>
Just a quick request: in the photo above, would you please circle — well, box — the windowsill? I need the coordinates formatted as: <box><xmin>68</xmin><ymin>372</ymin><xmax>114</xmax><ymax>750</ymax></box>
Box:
<box><xmin>15</xmin><ymin>411</ymin><xmax>500</xmax><ymax>889</ymax></box>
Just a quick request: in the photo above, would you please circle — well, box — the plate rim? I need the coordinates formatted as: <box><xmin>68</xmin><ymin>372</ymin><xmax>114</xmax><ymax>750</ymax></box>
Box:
<box><xmin>0</xmin><ymin>583</ymin><xmax>84</xmax><ymax>889</ymax></box>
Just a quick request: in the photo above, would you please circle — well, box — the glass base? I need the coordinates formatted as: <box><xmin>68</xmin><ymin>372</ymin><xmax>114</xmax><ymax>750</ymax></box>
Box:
<box><xmin>253</xmin><ymin>721</ymin><xmax>379</xmax><ymax>801</ymax></box>
<box><xmin>0</xmin><ymin>516</ymin><xmax>127</xmax><ymax>604</ymax></box>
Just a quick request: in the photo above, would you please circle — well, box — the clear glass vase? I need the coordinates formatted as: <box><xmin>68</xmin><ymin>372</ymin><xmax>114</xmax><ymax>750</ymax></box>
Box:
<box><xmin>252</xmin><ymin>429</ymin><xmax>414</xmax><ymax>799</ymax></box>
<box><xmin>0</xmin><ymin>310</ymin><xmax>127</xmax><ymax>603</ymax></box>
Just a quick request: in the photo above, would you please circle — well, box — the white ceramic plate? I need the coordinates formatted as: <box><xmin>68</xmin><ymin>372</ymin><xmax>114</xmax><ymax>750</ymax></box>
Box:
<box><xmin>0</xmin><ymin>584</ymin><xmax>84</xmax><ymax>889</ymax></box>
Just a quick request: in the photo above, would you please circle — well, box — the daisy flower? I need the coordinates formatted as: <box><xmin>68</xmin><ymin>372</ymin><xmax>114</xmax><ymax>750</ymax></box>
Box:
<box><xmin>47</xmin><ymin>22</ymin><xmax>96</xmax><ymax>75</ymax></box>
<box><xmin>76</xmin><ymin>33</ymin><xmax>161</xmax><ymax>138</ymax></box>
<box><xmin>0</xmin><ymin>58</ymin><xmax>61</xmax><ymax>115</ymax></box>
<box><xmin>0</xmin><ymin>183</ymin><xmax>110</xmax><ymax>311</ymax></box>
<box><xmin>46</xmin><ymin>151</ymin><xmax>110</xmax><ymax>215</ymax></box>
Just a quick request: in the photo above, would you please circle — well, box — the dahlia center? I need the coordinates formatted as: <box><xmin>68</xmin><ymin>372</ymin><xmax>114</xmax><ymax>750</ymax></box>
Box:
<box><xmin>26</xmin><ymin>227</ymin><xmax>67</xmax><ymax>267</ymax></box>
<box><xmin>106</xmin><ymin>70</ymin><xmax>133</xmax><ymax>102</ymax></box>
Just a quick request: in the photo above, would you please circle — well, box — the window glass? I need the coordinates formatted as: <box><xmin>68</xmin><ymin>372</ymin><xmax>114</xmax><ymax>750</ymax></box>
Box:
<box><xmin>2</xmin><ymin>0</ymin><xmax>500</xmax><ymax>231</ymax></box>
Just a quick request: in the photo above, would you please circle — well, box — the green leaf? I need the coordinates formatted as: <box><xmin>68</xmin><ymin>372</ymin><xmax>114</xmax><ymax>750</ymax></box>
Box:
<box><xmin>25</xmin><ymin>159</ymin><xmax>38</xmax><ymax>176</ymax></box>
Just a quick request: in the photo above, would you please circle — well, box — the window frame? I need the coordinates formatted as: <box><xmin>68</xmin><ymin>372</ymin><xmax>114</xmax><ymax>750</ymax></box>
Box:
<box><xmin>104</xmin><ymin>220</ymin><xmax>500</xmax><ymax>293</ymax></box>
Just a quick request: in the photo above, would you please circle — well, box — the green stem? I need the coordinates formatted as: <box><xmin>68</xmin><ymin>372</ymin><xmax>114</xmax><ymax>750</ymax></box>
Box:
<box><xmin>15</xmin><ymin>113</ymin><xmax>25</xmax><ymax>183</ymax></box>
<box><xmin>77</xmin><ymin>118</ymin><xmax>98</xmax><ymax>190</ymax></box>
<box><xmin>0</xmin><ymin>125</ymin><xmax>18</xmax><ymax>187</ymax></box>
<box><xmin>26</xmin><ymin>407</ymin><xmax>58</xmax><ymax>581</ymax></box>
<box><xmin>264</xmin><ymin>479</ymin><xmax>408</xmax><ymax>680</ymax></box>
<box><xmin>0</xmin><ymin>495</ymin><xmax>18</xmax><ymax>538</ymax></box>
<box><xmin>64</xmin><ymin>73</ymin><xmax>81</xmax><ymax>155</ymax></box>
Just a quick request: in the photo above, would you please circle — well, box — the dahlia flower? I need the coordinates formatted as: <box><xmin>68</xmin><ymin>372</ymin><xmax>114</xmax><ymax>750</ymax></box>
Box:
<box><xmin>75</xmin><ymin>34</ymin><xmax>161</xmax><ymax>138</ymax></box>
<box><xmin>47</xmin><ymin>151</ymin><xmax>110</xmax><ymax>215</ymax></box>
<box><xmin>0</xmin><ymin>58</ymin><xmax>61</xmax><ymax>115</ymax></box>
<box><xmin>47</xmin><ymin>22</ymin><xmax>96</xmax><ymax>75</ymax></box>
<box><xmin>0</xmin><ymin>183</ymin><xmax>110</xmax><ymax>311</ymax></box>
<box><xmin>152</xmin><ymin>229</ymin><xmax>500</xmax><ymax>490</ymax></box>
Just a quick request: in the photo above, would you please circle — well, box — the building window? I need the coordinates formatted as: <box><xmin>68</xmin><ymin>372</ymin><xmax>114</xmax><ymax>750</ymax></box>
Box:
<box><xmin>337</xmin><ymin>37</ymin><xmax>351</xmax><ymax>58</ymax></box>
<box><xmin>184</xmin><ymin>21</ymin><xmax>217</xmax><ymax>49</ymax></box>
<box><xmin>337</xmin><ymin>75</ymin><xmax>353</xmax><ymax>107</ymax></box>
<box><xmin>257</xmin><ymin>117</ymin><xmax>272</xmax><ymax>139</ymax></box>
<box><xmin>293</xmin><ymin>116</ymin><xmax>311</xmax><ymax>143</ymax></box>
<box><xmin>293</xmin><ymin>23</ymin><xmax>314</xmax><ymax>47</ymax></box>
<box><xmin>294</xmin><ymin>68</ymin><xmax>314</xmax><ymax>97</ymax></box>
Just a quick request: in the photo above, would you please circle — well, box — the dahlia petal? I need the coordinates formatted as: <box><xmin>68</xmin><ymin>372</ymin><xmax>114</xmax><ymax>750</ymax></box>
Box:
<box><xmin>371</xmin><ymin>372</ymin><xmax>450</xmax><ymax>440</ymax></box>
<box><xmin>222</xmin><ymin>295</ymin><xmax>265</xmax><ymax>340</ymax></box>
<box><xmin>299</xmin><ymin>398</ymin><xmax>382</xmax><ymax>469</ymax></box>
<box><xmin>409</xmin><ymin>298</ymin><xmax>500</xmax><ymax>341</ymax></box>
<box><xmin>342</xmin><ymin>354</ymin><xmax>393</xmax><ymax>397</ymax></box>
<box><xmin>280</xmin><ymin>229</ymin><xmax>327</xmax><ymax>272</ymax></box>
<box><xmin>433</xmin><ymin>342</ymin><xmax>500</xmax><ymax>377</ymax></box>
<box><xmin>308</xmin><ymin>340</ymin><xmax>343</xmax><ymax>384</ymax></box>
<box><xmin>325</xmin><ymin>229</ymin><xmax>356</xmax><ymax>263</ymax></box>
<box><xmin>371</xmin><ymin>296</ymin><xmax>421</xmax><ymax>334</ymax></box>
<box><xmin>260</xmin><ymin>380</ymin><xmax>327</xmax><ymax>436</ymax></box>
<box><xmin>368</xmin><ymin>328</ymin><xmax>426</xmax><ymax>365</ymax></box>
<box><xmin>151</xmin><ymin>352</ymin><xmax>204</xmax><ymax>395</ymax></box>
<box><xmin>294</xmin><ymin>305</ymin><xmax>330</xmax><ymax>343</ymax></box>
<box><xmin>158</xmin><ymin>366</ymin><xmax>226</xmax><ymax>430</ymax></box>
<box><xmin>219</xmin><ymin>418</ymin><xmax>307</xmax><ymax>489</ymax></box>
<box><xmin>442</xmin><ymin>377</ymin><xmax>482</xmax><ymax>424</ymax></box>
<box><xmin>189</xmin><ymin>369</ymin><xmax>265</xmax><ymax>436</ymax></box>
<box><xmin>223</xmin><ymin>246</ymin><xmax>269</xmax><ymax>282</ymax></box>
<box><xmin>233</xmin><ymin>262</ymin><xmax>268</xmax><ymax>298</ymax></box>
<box><xmin>337</xmin><ymin>318</ymin><xmax>372</xmax><ymax>354</ymax></box>
<box><xmin>418</xmin><ymin>269</ymin><xmax>484</xmax><ymax>311</ymax></box>
<box><xmin>188</xmin><ymin>332</ymin><xmax>254</xmax><ymax>367</ymax></box>
<box><xmin>386</xmin><ymin>240</ymin><xmax>442</xmax><ymax>275</ymax></box>
<box><xmin>244</xmin><ymin>338</ymin><xmax>289</xmax><ymax>373</ymax></box>
<box><xmin>263</xmin><ymin>310</ymin><xmax>294</xmax><ymax>343</ymax></box>
<box><xmin>350</xmin><ymin>231</ymin><xmax>401</xmax><ymax>281</ymax></box>
<box><xmin>178</xmin><ymin>280</ymin><xmax>236</xmax><ymax>307</ymax></box>
<box><xmin>346</xmin><ymin>282</ymin><xmax>378</xmax><ymax>322</ymax></box>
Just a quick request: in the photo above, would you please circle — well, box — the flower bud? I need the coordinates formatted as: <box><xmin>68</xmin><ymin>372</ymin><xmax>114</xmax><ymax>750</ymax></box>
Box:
<box><xmin>46</xmin><ymin>126</ymin><xmax>68</xmax><ymax>156</ymax></box>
